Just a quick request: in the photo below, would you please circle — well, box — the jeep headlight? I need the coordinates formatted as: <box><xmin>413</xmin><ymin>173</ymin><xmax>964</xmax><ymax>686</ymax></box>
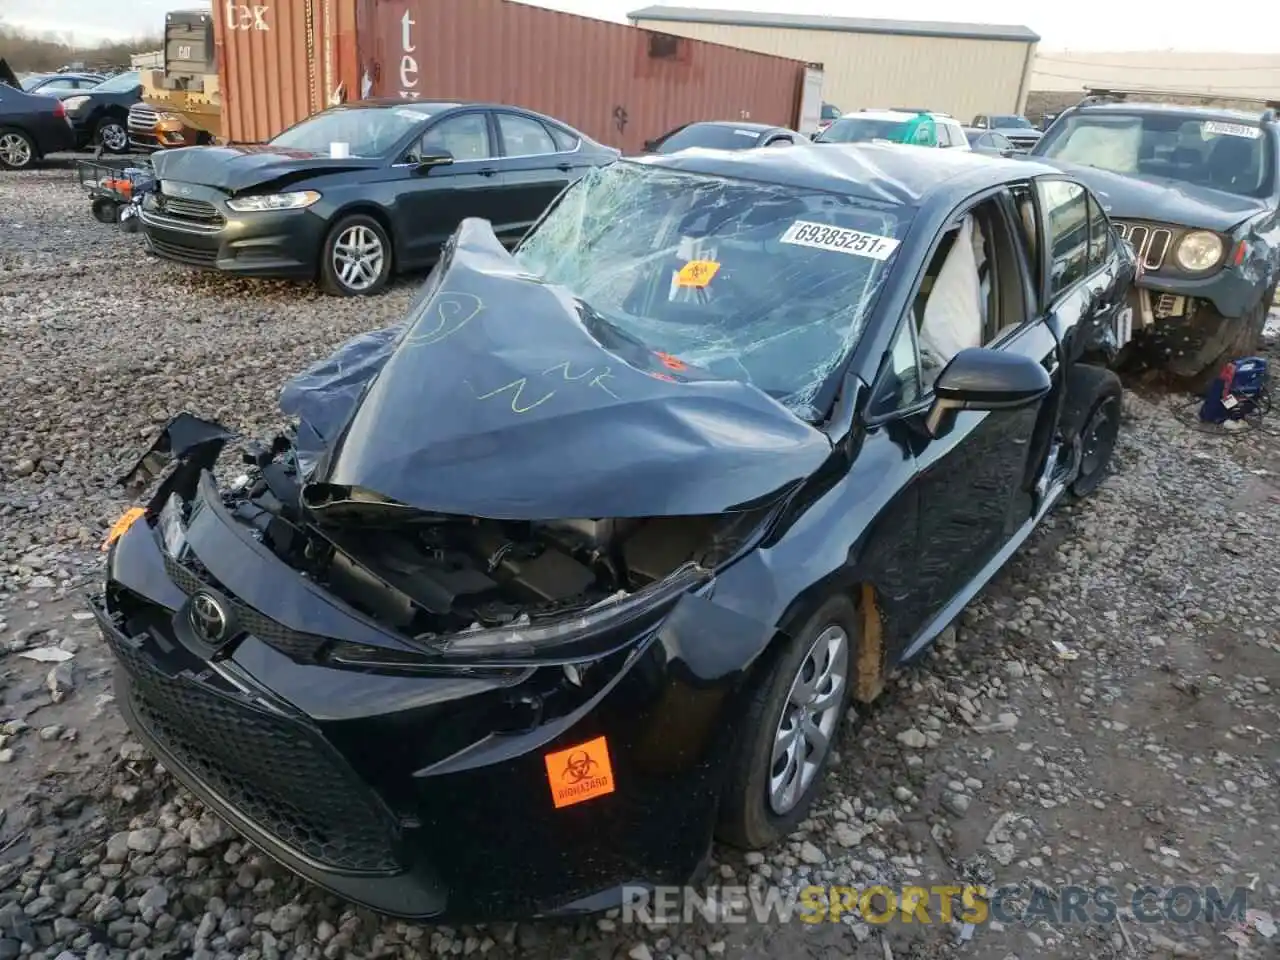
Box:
<box><xmin>226</xmin><ymin>190</ymin><xmax>321</xmax><ymax>212</ymax></box>
<box><xmin>1175</xmin><ymin>231</ymin><xmax>1223</xmax><ymax>272</ymax></box>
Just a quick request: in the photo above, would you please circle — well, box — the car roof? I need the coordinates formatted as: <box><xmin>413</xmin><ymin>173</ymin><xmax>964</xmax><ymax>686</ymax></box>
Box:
<box><xmin>683</xmin><ymin>120</ymin><xmax>779</xmax><ymax>133</ymax></box>
<box><xmin>1071</xmin><ymin>101</ymin><xmax>1268</xmax><ymax>124</ymax></box>
<box><xmin>634</xmin><ymin>140</ymin><xmax>1058</xmax><ymax>207</ymax></box>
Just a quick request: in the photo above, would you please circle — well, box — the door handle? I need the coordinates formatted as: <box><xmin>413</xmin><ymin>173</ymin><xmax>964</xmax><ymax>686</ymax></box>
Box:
<box><xmin>478</xmin><ymin>167</ymin><xmax>498</xmax><ymax>177</ymax></box>
<box><xmin>556</xmin><ymin>162</ymin><xmax>572</xmax><ymax>172</ymax></box>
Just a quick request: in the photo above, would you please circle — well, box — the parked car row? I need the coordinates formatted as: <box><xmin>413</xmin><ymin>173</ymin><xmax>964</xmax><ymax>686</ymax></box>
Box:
<box><xmin>0</xmin><ymin>68</ymin><xmax>143</xmax><ymax>167</ymax></box>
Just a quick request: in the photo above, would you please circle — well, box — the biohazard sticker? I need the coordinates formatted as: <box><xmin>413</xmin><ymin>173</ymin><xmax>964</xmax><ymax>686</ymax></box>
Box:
<box><xmin>1203</xmin><ymin>121</ymin><xmax>1261</xmax><ymax>140</ymax></box>
<box><xmin>675</xmin><ymin>259</ymin><xmax>720</xmax><ymax>288</ymax></box>
<box><xmin>544</xmin><ymin>736</ymin><xmax>616</xmax><ymax>809</ymax></box>
<box><xmin>780</xmin><ymin>220</ymin><xmax>900</xmax><ymax>261</ymax></box>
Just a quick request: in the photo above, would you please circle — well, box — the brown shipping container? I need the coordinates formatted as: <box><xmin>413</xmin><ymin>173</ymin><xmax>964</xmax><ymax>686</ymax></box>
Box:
<box><xmin>213</xmin><ymin>0</ymin><xmax>816</xmax><ymax>152</ymax></box>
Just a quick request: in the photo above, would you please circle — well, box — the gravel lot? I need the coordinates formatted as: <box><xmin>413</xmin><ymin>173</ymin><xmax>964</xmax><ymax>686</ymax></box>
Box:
<box><xmin>2</xmin><ymin>162</ymin><xmax>1279</xmax><ymax>960</ymax></box>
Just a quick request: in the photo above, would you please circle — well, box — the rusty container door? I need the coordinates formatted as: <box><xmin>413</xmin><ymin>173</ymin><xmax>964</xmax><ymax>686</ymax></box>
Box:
<box><xmin>359</xmin><ymin>0</ymin><xmax>808</xmax><ymax>153</ymax></box>
<box><xmin>214</xmin><ymin>0</ymin><xmax>362</xmax><ymax>144</ymax></box>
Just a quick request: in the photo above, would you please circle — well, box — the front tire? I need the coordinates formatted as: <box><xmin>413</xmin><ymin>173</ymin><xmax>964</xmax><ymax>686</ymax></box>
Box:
<box><xmin>717</xmin><ymin>594</ymin><xmax>857</xmax><ymax>849</ymax></box>
<box><xmin>319</xmin><ymin>214</ymin><xmax>392</xmax><ymax>296</ymax></box>
<box><xmin>96</xmin><ymin>117</ymin><xmax>129</xmax><ymax>154</ymax></box>
<box><xmin>0</xmin><ymin>128</ymin><xmax>37</xmax><ymax>170</ymax></box>
<box><xmin>1063</xmin><ymin>364</ymin><xmax>1123</xmax><ymax>499</ymax></box>
<box><xmin>1166</xmin><ymin>288</ymin><xmax>1273</xmax><ymax>392</ymax></box>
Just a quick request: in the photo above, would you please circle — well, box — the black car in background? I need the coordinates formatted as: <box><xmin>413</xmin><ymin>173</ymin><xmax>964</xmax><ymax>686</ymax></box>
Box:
<box><xmin>57</xmin><ymin>70</ymin><xmax>143</xmax><ymax>153</ymax></box>
<box><xmin>22</xmin><ymin>73</ymin><xmax>105</xmax><ymax>94</ymax></box>
<box><xmin>1032</xmin><ymin>96</ymin><xmax>1280</xmax><ymax>383</ymax></box>
<box><xmin>97</xmin><ymin>144</ymin><xmax>1134</xmax><ymax>922</ymax></box>
<box><xmin>140</xmin><ymin>99</ymin><xmax>619</xmax><ymax>295</ymax></box>
<box><xmin>0</xmin><ymin>80</ymin><xmax>77</xmax><ymax>169</ymax></box>
<box><xmin>963</xmin><ymin>127</ymin><xmax>1016</xmax><ymax>156</ymax></box>
<box><xmin>642</xmin><ymin>120</ymin><xmax>806</xmax><ymax>153</ymax></box>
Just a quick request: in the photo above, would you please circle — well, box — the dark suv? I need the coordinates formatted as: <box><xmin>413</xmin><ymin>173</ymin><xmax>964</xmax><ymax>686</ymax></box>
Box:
<box><xmin>1031</xmin><ymin>93</ymin><xmax>1279</xmax><ymax>384</ymax></box>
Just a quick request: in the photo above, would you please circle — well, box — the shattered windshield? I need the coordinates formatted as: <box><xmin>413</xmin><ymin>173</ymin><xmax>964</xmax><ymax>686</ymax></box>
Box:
<box><xmin>1038</xmin><ymin>112</ymin><xmax>1274</xmax><ymax>198</ymax></box>
<box><xmin>270</xmin><ymin>106</ymin><xmax>430</xmax><ymax>158</ymax></box>
<box><xmin>514</xmin><ymin>161</ymin><xmax>905</xmax><ymax>415</ymax></box>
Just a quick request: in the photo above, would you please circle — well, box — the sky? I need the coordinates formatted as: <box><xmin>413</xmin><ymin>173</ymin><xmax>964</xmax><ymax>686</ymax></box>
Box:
<box><xmin>0</xmin><ymin>0</ymin><xmax>1275</xmax><ymax>52</ymax></box>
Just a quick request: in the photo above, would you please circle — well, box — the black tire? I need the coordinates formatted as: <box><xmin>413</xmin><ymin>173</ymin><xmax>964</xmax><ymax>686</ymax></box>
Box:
<box><xmin>319</xmin><ymin>213</ymin><xmax>393</xmax><ymax>296</ymax></box>
<box><xmin>90</xmin><ymin>198</ymin><xmax>120</xmax><ymax>224</ymax></box>
<box><xmin>95</xmin><ymin>116</ymin><xmax>129</xmax><ymax>154</ymax></box>
<box><xmin>717</xmin><ymin>593</ymin><xmax>858</xmax><ymax>850</ymax></box>
<box><xmin>0</xmin><ymin>127</ymin><xmax>37</xmax><ymax>170</ymax></box>
<box><xmin>1061</xmin><ymin>363</ymin><xmax>1123</xmax><ymax>499</ymax></box>
<box><xmin>1167</xmin><ymin>288</ymin><xmax>1273</xmax><ymax>393</ymax></box>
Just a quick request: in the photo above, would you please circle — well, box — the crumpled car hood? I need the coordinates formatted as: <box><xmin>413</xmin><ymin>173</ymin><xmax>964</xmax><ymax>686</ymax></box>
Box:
<box><xmin>280</xmin><ymin>219</ymin><xmax>834</xmax><ymax>520</ymax></box>
<box><xmin>1034</xmin><ymin>158</ymin><xmax>1268</xmax><ymax>232</ymax></box>
<box><xmin>151</xmin><ymin>144</ymin><xmax>378</xmax><ymax>192</ymax></box>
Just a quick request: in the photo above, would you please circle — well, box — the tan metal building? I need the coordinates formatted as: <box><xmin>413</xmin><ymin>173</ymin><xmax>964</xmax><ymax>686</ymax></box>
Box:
<box><xmin>628</xmin><ymin>6</ymin><xmax>1040</xmax><ymax>121</ymax></box>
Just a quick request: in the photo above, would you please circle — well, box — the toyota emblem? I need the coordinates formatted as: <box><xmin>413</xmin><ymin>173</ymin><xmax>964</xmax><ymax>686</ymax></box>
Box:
<box><xmin>189</xmin><ymin>592</ymin><xmax>229</xmax><ymax>645</ymax></box>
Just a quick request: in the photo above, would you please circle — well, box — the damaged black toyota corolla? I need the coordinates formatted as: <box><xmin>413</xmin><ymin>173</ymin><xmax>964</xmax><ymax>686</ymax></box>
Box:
<box><xmin>93</xmin><ymin>143</ymin><xmax>1133</xmax><ymax>922</ymax></box>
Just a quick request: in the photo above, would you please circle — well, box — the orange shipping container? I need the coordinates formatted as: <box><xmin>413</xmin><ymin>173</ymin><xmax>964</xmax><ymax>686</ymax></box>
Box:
<box><xmin>213</xmin><ymin>0</ymin><xmax>821</xmax><ymax>152</ymax></box>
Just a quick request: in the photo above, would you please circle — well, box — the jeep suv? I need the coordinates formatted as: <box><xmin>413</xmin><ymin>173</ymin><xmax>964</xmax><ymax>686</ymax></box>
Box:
<box><xmin>1031</xmin><ymin>94</ymin><xmax>1279</xmax><ymax>384</ymax></box>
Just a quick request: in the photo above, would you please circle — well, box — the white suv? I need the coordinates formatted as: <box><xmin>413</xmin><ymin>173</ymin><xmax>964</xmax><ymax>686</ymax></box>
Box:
<box><xmin>816</xmin><ymin>109</ymin><xmax>971</xmax><ymax>150</ymax></box>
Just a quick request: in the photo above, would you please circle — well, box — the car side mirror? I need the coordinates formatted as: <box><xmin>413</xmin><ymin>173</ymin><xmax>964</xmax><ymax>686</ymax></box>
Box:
<box><xmin>923</xmin><ymin>347</ymin><xmax>1051</xmax><ymax>437</ymax></box>
<box><xmin>414</xmin><ymin>151</ymin><xmax>454</xmax><ymax>173</ymax></box>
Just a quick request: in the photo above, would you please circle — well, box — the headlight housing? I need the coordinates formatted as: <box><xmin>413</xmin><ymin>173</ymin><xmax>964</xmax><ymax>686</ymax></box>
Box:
<box><xmin>226</xmin><ymin>190</ymin><xmax>321</xmax><ymax>212</ymax></box>
<box><xmin>62</xmin><ymin>96</ymin><xmax>90</xmax><ymax>111</ymax></box>
<box><xmin>1175</xmin><ymin>230</ymin><xmax>1224</xmax><ymax>272</ymax></box>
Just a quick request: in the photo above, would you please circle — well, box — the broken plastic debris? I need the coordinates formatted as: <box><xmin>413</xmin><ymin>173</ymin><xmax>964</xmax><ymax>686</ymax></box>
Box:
<box><xmin>18</xmin><ymin>646</ymin><xmax>73</xmax><ymax>663</ymax></box>
<box><xmin>1050</xmin><ymin>639</ymin><xmax>1079</xmax><ymax>660</ymax></box>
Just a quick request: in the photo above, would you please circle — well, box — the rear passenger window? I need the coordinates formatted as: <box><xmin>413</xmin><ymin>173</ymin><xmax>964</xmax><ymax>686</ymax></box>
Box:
<box><xmin>497</xmin><ymin>114</ymin><xmax>557</xmax><ymax>157</ymax></box>
<box><xmin>1036</xmin><ymin>179</ymin><xmax>1088</xmax><ymax>298</ymax></box>
<box><xmin>547</xmin><ymin>125</ymin><xmax>579</xmax><ymax>152</ymax></box>
<box><xmin>1086</xmin><ymin>193</ymin><xmax>1112</xmax><ymax>273</ymax></box>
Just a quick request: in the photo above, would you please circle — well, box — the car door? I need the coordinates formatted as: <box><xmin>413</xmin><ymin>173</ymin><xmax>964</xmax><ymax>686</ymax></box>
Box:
<box><xmin>491</xmin><ymin>110</ymin><xmax>581</xmax><ymax>243</ymax></box>
<box><xmin>393</xmin><ymin>109</ymin><xmax>510</xmax><ymax>265</ymax></box>
<box><xmin>867</xmin><ymin>187</ymin><xmax>1058</xmax><ymax>652</ymax></box>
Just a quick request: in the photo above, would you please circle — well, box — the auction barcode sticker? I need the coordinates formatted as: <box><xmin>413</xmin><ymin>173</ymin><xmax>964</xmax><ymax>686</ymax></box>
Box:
<box><xmin>780</xmin><ymin>220</ymin><xmax>900</xmax><ymax>261</ymax></box>
<box><xmin>1203</xmin><ymin>121</ymin><xmax>1261</xmax><ymax>140</ymax></box>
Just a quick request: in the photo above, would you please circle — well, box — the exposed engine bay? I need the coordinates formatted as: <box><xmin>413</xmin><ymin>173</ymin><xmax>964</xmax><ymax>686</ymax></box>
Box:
<box><xmin>206</xmin><ymin>448</ymin><xmax>751</xmax><ymax>646</ymax></box>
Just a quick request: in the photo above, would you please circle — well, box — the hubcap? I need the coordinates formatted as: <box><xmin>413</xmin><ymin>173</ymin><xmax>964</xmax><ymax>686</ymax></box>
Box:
<box><xmin>1080</xmin><ymin>397</ymin><xmax>1120</xmax><ymax>478</ymax></box>
<box><xmin>0</xmin><ymin>133</ymin><xmax>32</xmax><ymax>167</ymax></box>
<box><xmin>101</xmin><ymin>123</ymin><xmax>127</xmax><ymax>151</ymax></box>
<box><xmin>333</xmin><ymin>225</ymin><xmax>385</xmax><ymax>291</ymax></box>
<box><xmin>769</xmin><ymin>624</ymin><xmax>849</xmax><ymax>815</ymax></box>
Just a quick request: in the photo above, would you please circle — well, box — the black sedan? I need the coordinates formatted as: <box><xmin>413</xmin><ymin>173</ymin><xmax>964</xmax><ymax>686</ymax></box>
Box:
<box><xmin>139</xmin><ymin>99</ymin><xmax>619</xmax><ymax>295</ymax></box>
<box><xmin>642</xmin><ymin>120</ymin><xmax>806</xmax><ymax>153</ymax></box>
<box><xmin>95</xmin><ymin>144</ymin><xmax>1135</xmax><ymax>922</ymax></box>
<box><xmin>0</xmin><ymin>80</ymin><xmax>77</xmax><ymax>169</ymax></box>
<box><xmin>962</xmin><ymin>127</ymin><xmax>1017</xmax><ymax>156</ymax></box>
<box><xmin>57</xmin><ymin>69</ymin><xmax>142</xmax><ymax>153</ymax></box>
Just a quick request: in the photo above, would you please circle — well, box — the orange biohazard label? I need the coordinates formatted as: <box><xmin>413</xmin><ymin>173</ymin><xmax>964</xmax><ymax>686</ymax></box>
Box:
<box><xmin>655</xmin><ymin>351</ymin><xmax>686</xmax><ymax>372</ymax></box>
<box><xmin>675</xmin><ymin>259</ymin><xmax>720</xmax><ymax>288</ymax></box>
<box><xmin>544</xmin><ymin>736</ymin><xmax>616</xmax><ymax>809</ymax></box>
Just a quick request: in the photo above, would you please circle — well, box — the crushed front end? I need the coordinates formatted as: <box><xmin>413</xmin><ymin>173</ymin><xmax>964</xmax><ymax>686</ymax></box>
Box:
<box><xmin>94</xmin><ymin>415</ymin><xmax>778</xmax><ymax>921</ymax></box>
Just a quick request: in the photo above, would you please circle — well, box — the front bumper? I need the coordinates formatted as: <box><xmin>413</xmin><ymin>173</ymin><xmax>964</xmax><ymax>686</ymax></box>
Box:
<box><xmin>140</xmin><ymin>193</ymin><xmax>325</xmax><ymax>279</ymax></box>
<box><xmin>1126</xmin><ymin>267</ymin><xmax>1268</xmax><ymax>361</ymax></box>
<box><xmin>96</xmin><ymin>465</ymin><xmax>760</xmax><ymax>921</ymax></box>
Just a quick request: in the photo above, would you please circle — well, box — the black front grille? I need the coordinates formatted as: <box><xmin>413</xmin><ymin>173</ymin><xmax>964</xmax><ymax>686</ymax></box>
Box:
<box><xmin>147</xmin><ymin>235</ymin><xmax>218</xmax><ymax>266</ymax></box>
<box><xmin>162</xmin><ymin>552</ymin><xmax>329</xmax><ymax>662</ymax></box>
<box><xmin>104</xmin><ymin>619</ymin><xmax>401</xmax><ymax>873</ymax></box>
<box><xmin>160</xmin><ymin>195</ymin><xmax>224</xmax><ymax>225</ymax></box>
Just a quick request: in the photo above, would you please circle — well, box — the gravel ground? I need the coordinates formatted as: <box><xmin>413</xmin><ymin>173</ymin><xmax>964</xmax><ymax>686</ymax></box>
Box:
<box><xmin>2</xmin><ymin>163</ymin><xmax>1279</xmax><ymax>960</ymax></box>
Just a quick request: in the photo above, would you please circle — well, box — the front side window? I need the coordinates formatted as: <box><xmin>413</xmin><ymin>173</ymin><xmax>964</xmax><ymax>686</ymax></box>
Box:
<box><xmin>421</xmin><ymin>113</ymin><xmax>492</xmax><ymax>161</ymax></box>
<box><xmin>1086</xmin><ymin>192</ymin><xmax>1112</xmax><ymax>273</ymax></box>
<box><xmin>515</xmin><ymin>161</ymin><xmax>908</xmax><ymax>415</ymax></box>
<box><xmin>1036</xmin><ymin>111</ymin><xmax>1272</xmax><ymax>198</ymax></box>
<box><xmin>1037</xmin><ymin>179</ymin><xmax>1089</xmax><ymax>298</ymax></box>
<box><xmin>272</xmin><ymin>106</ymin><xmax>432</xmax><ymax>158</ymax></box>
<box><xmin>90</xmin><ymin>71</ymin><xmax>140</xmax><ymax>94</ymax></box>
